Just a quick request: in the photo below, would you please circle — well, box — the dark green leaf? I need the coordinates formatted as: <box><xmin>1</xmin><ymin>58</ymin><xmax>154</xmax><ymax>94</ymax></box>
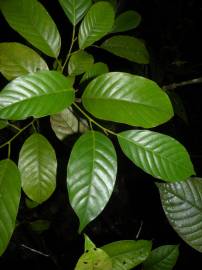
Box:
<box><xmin>29</xmin><ymin>219</ymin><xmax>50</xmax><ymax>233</ymax></box>
<box><xmin>102</xmin><ymin>240</ymin><xmax>152</xmax><ymax>270</ymax></box>
<box><xmin>0</xmin><ymin>120</ymin><xmax>8</xmax><ymax>129</ymax></box>
<box><xmin>0</xmin><ymin>159</ymin><xmax>21</xmax><ymax>256</ymax></box>
<box><xmin>118</xmin><ymin>130</ymin><xmax>195</xmax><ymax>182</ymax></box>
<box><xmin>79</xmin><ymin>2</ymin><xmax>115</xmax><ymax>49</ymax></box>
<box><xmin>1</xmin><ymin>0</ymin><xmax>61</xmax><ymax>57</ymax></box>
<box><xmin>80</xmin><ymin>62</ymin><xmax>109</xmax><ymax>83</ymax></box>
<box><xmin>101</xmin><ymin>35</ymin><xmax>149</xmax><ymax>64</ymax></box>
<box><xmin>82</xmin><ymin>72</ymin><xmax>173</xmax><ymax>128</ymax></box>
<box><xmin>0</xmin><ymin>42</ymin><xmax>49</xmax><ymax>80</ymax></box>
<box><xmin>58</xmin><ymin>0</ymin><xmax>92</xmax><ymax>25</ymax></box>
<box><xmin>93</xmin><ymin>0</ymin><xmax>117</xmax><ymax>10</ymax></box>
<box><xmin>67</xmin><ymin>131</ymin><xmax>117</xmax><ymax>232</ymax></box>
<box><xmin>143</xmin><ymin>245</ymin><xmax>179</xmax><ymax>270</ymax></box>
<box><xmin>18</xmin><ymin>133</ymin><xmax>57</xmax><ymax>203</ymax></box>
<box><xmin>158</xmin><ymin>178</ymin><xmax>202</xmax><ymax>252</ymax></box>
<box><xmin>112</xmin><ymin>11</ymin><xmax>141</xmax><ymax>33</ymax></box>
<box><xmin>0</xmin><ymin>70</ymin><xmax>75</xmax><ymax>120</ymax></box>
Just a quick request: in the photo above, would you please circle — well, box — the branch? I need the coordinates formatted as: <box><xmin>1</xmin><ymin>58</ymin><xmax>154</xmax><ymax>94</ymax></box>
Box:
<box><xmin>163</xmin><ymin>77</ymin><xmax>202</xmax><ymax>90</ymax></box>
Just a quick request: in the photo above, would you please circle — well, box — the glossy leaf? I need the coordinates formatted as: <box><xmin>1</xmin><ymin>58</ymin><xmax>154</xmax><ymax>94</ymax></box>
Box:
<box><xmin>143</xmin><ymin>245</ymin><xmax>179</xmax><ymax>270</ymax></box>
<box><xmin>1</xmin><ymin>0</ymin><xmax>61</xmax><ymax>57</ymax></box>
<box><xmin>68</xmin><ymin>50</ymin><xmax>94</xmax><ymax>76</ymax></box>
<box><xmin>158</xmin><ymin>178</ymin><xmax>202</xmax><ymax>252</ymax></box>
<box><xmin>80</xmin><ymin>62</ymin><xmax>109</xmax><ymax>83</ymax></box>
<box><xmin>0</xmin><ymin>120</ymin><xmax>8</xmax><ymax>129</ymax></box>
<box><xmin>50</xmin><ymin>107</ymin><xmax>88</xmax><ymax>140</ymax></box>
<box><xmin>0</xmin><ymin>159</ymin><xmax>21</xmax><ymax>256</ymax></box>
<box><xmin>79</xmin><ymin>2</ymin><xmax>115</xmax><ymax>49</ymax></box>
<box><xmin>67</xmin><ymin>131</ymin><xmax>117</xmax><ymax>232</ymax></box>
<box><xmin>0</xmin><ymin>70</ymin><xmax>75</xmax><ymax>120</ymax></box>
<box><xmin>18</xmin><ymin>133</ymin><xmax>57</xmax><ymax>203</ymax></box>
<box><xmin>118</xmin><ymin>130</ymin><xmax>195</xmax><ymax>182</ymax></box>
<box><xmin>101</xmin><ymin>35</ymin><xmax>149</xmax><ymax>64</ymax></box>
<box><xmin>82</xmin><ymin>72</ymin><xmax>174</xmax><ymax>128</ymax></box>
<box><xmin>112</xmin><ymin>11</ymin><xmax>141</xmax><ymax>33</ymax></box>
<box><xmin>102</xmin><ymin>240</ymin><xmax>152</xmax><ymax>270</ymax></box>
<box><xmin>58</xmin><ymin>0</ymin><xmax>92</xmax><ymax>25</ymax></box>
<box><xmin>0</xmin><ymin>42</ymin><xmax>49</xmax><ymax>81</ymax></box>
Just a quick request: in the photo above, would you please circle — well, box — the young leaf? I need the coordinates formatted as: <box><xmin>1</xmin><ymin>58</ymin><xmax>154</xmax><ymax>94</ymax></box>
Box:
<box><xmin>67</xmin><ymin>131</ymin><xmax>117</xmax><ymax>232</ymax></box>
<box><xmin>82</xmin><ymin>72</ymin><xmax>173</xmax><ymax>128</ymax></box>
<box><xmin>143</xmin><ymin>245</ymin><xmax>179</xmax><ymax>270</ymax></box>
<box><xmin>158</xmin><ymin>178</ymin><xmax>202</xmax><ymax>252</ymax></box>
<box><xmin>0</xmin><ymin>120</ymin><xmax>8</xmax><ymax>129</ymax></box>
<box><xmin>102</xmin><ymin>240</ymin><xmax>152</xmax><ymax>270</ymax></box>
<box><xmin>18</xmin><ymin>133</ymin><xmax>57</xmax><ymax>204</ymax></box>
<box><xmin>50</xmin><ymin>107</ymin><xmax>88</xmax><ymax>140</ymax></box>
<box><xmin>68</xmin><ymin>50</ymin><xmax>94</xmax><ymax>76</ymax></box>
<box><xmin>101</xmin><ymin>35</ymin><xmax>149</xmax><ymax>64</ymax></box>
<box><xmin>78</xmin><ymin>2</ymin><xmax>115</xmax><ymax>49</ymax></box>
<box><xmin>93</xmin><ymin>0</ymin><xmax>117</xmax><ymax>10</ymax></box>
<box><xmin>58</xmin><ymin>0</ymin><xmax>92</xmax><ymax>25</ymax></box>
<box><xmin>84</xmin><ymin>234</ymin><xmax>96</xmax><ymax>251</ymax></box>
<box><xmin>0</xmin><ymin>42</ymin><xmax>49</xmax><ymax>81</ymax></box>
<box><xmin>0</xmin><ymin>70</ymin><xmax>75</xmax><ymax>120</ymax></box>
<box><xmin>118</xmin><ymin>130</ymin><xmax>195</xmax><ymax>182</ymax></box>
<box><xmin>112</xmin><ymin>11</ymin><xmax>141</xmax><ymax>33</ymax></box>
<box><xmin>0</xmin><ymin>159</ymin><xmax>21</xmax><ymax>256</ymax></box>
<box><xmin>1</xmin><ymin>0</ymin><xmax>61</xmax><ymax>57</ymax></box>
<box><xmin>80</xmin><ymin>62</ymin><xmax>109</xmax><ymax>83</ymax></box>
<box><xmin>25</xmin><ymin>198</ymin><xmax>40</xmax><ymax>209</ymax></box>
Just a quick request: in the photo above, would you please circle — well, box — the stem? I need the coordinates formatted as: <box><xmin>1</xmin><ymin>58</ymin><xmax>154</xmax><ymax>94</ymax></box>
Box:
<box><xmin>163</xmin><ymin>77</ymin><xmax>202</xmax><ymax>90</ymax></box>
<box><xmin>8</xmin><ymin>122</ymin><xmax>21</xmax><ymax>131</ymax></box>
<box><xmin>62</xmin><ymin>26</ymin><xmax>76</xmax><ymax>73</ymax></box>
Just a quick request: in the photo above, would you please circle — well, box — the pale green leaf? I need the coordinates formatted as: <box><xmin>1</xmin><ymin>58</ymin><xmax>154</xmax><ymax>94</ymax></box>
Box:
<box><xmin>143</xmin><ymin>245</ymin><xmax>179</xmax><ymax>270</ymax></box>
<box><xmin>0</xmin><ymin>70</ymin><xmax>75</xmax><ymax>120</ymax></box>
<box><xmin>80</xmin><ymin>62</ymin><xmax>109</xmax><ymax>83</ymax></box>
<box><xmin>58</xmin><ymin>0</ymin><xmax>92</xmax><ymax>25</ymax></box>
<box><xmin>79</xmin><ymin>2</ymin><xmax>115</xmax><ymax>49</ymax></box>
<box><xmin>67</xmin><ymin>131</ymin><xmax>117</xmax><ymax>232</ymax></box>
<box><xmin>112</xmin><ymin>11</ymin><xmax>141</xmax><ymax>33</ymax></box>
<box><xmin>68</xmin><ymin>50</ymin><xmax>94</xmax><ymax>76</ymax></box>
<box><xmin>84</xmin><ymin>234</ymin><xmax>96</xmax><ymax>251</ymax></box>
<box><xmin>50</xmin><ymin>107</ymin><xmax>88</xmax><ymax>140</ymax></box>
<box><xmin>101</xmin><ymin>35</ymin><xmax>149</xmax><ymax>64</ymax></box>
<box><xmin>0</xmin><ymin>42</ymin><xmax>48</xmax><ymax>80</ymax></box>
<box><xmin>82</xmin><ymin>72</ymin><xmax>173</xmax><ymax>128</ymax></box>
<box><xmin>18</xmin><ymin>133</ymin><xmax>57</xmax><ymax>204</ymax></box>
<box><xmin>0</xmin><ymin>120</ymin><xmax>8</xmax><ymax>129</ymax></box>
<box><xmin>0</xmin><ymin>159</ymin><xmax>21</xmax><ymax>256</ymax></box>
<box><xmin>102</xmin><ymin>240</ymin><xmax>152</xmax><ymax>270</ymax></box>
<box><xmin>1</xmin><ymin>0</ymin><xmax>61</xmax><ymax>57</ymax></box>
<box><xmin>118</xmin><ymin>130</ymin><xmax>195</xmax><ymax>182</ymax></box>
<box><xmin>158</xmin><ymin>178</ymin><xmax>202</xmax><ymax>252</ymax></box>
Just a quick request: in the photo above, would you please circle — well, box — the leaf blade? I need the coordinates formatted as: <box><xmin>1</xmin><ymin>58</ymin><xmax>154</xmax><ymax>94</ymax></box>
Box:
<box><xmin>80</xmin><ymin>62</ymin><xmax>109</xmax><ymax>83</ymax></box>
<box><xmin>112</xmin><ymin>10</ymin><xmax>141</xmax><ymax>33</ymax></box>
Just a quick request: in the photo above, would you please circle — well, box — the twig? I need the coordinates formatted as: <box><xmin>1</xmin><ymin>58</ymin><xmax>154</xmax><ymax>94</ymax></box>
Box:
<box><xmin>20</xmin><ymin>244</ymin><xmax>50</xmax><ymax>257</ymax></box>
<box><xmin>163</xmin><ymin>77</ymin><xmax>202</xmax><ymax>90</ymax></box>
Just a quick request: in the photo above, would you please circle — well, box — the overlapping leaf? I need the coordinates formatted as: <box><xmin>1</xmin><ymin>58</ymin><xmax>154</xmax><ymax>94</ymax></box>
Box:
<box><xmin>0</xmin><ymin>70</ymin><xmax>75</xmax><ymax>120</ymax></box>
<box><xmin>82</xmin><ymin>72</ymin><xmax>173</xmax><ymax>128</ymax></box>
<box><xmin>0</xmin><ymin>42</ymin><xmax>48</xmax><ymax>80</ymax></box>
<box><xmin>158</xmin><ymin>178</ymin><xmax>202</xmax><ymax>252</ymax></box>
<box><xmin>118</xmin><ymin>130</ymin><xmax>195</xmax><ymax>182</ymax></box>
<box><xmin>80</xmin><ymin>62</ymin><xmax>109</xmax><ymax>83</ymax></box>
<box><xmin>0</xmin><ymin>159</ymin><xmax>21</xmax><ymax>256</ymax></box>
<box><xmin>1</xmin><ymin>0</ymin><xmax>61</xmax><ymax>57</ymax></box>
<box><xmin>18</xmin><ymin>133</ymin><xmax>57</xmax><ymax>203</ymax></box>
<box><xmin>112</xmin><ymin>11</ymin><xmax>141</xmax><ymax>33</ymax></box>
<box><xmin>67</xmin><ymin>131</ymin><xmax>117</xmax><ymax>232</ymax></box>
<box><xmin>58</xmin><ymin>0</ymin><xmax>92</xmax><ymax>25</ymax></box>
<box><xmin>101</xmin><ymin>35</ymin><xmax>149</xmax><ymax>64</ymax></box>
<box><xmin>79</xmin><ymin>2</ymin><xmax>115</xmax><ymax>49</ymax></box>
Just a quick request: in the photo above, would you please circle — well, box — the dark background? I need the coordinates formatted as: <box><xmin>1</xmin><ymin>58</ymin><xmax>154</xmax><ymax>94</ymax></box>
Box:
<box><xmin>1</xmin><ymin>0</ymin><xmax>202</xmax><ymax>269</ymax></box>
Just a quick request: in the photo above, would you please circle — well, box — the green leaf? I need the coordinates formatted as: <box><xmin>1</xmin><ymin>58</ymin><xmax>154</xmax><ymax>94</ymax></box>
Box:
<box><xmin>0</xmin><ymin>120</ymin><xmax>8</xmax><ymax>129</ymax></box>
<box><xmin>93</xmin><ymin>0</ymin><xmax>117</xmax><ymax>10</ymax></box>
<box><xmin>25</xmin><ymin>198</ymin><xmax>40</xmax><ymax>209</ymax></box>
<box><xmin>118</xmin><ymin>130</ymin><xmax>195</xmax><ymax>182</ymax></box>
<box><xmin>68</xmin><ymin>50</ymin><xmax>94</xmax><ymax>76</ymax></box>
<box><xmin>84</xmin><ymin>234</ymin><xmax>96</xmax><ymax>251</ymax></box>
<box><xmin>18</xmin><ymin>133</ymin><xmax>57</xmax><ymax>204</ymax></box>
<box><xmin>82</xmin><ymin>72</ymin><xmax>173</xmax><ymax>128</ymax></box>
<box><xmin>101</xmin><ymin>35</ymin><xmax>149</xmax><ymax>64</ymax></box>
<box><xmin>1</xmin><ymin>0</ymin><xmax>61</xmax><ymax>57</ymax></box>
<box><xmin>112</xmin><ymin>11</ymin><xmax>141</xmax><ymax>33</ymax></box>
<box><xmin>143</xmin><ymin>245</ymin><xmax>179</xmax><ymax>270</ymax></box>
<box><xmin>29</xmin><ymin>219</ymin><xmax>50</xmax><ymax>233</ymax></box>
<box><xmin>102</xmin><ymin>240</ymin><xmax>152</xmax><ymax>270</ymax></box>
<box><xmin>0</xmin><ymin>159</ymin><xmax>21</xmax><ymax>256</ymax></box>
<box><xmin>67</xmin><ymin>131</ymin><xmax>117</xmax><ymax>232</ymax></box>
<box><xmin>80</xmin><ymin>62</ymin><xmax>109</xmax><ymax>83</ymax></box>
<box><xmin>0</xmin><ymin>70</ymin><xmax>75</xmax><ymax>120</ymax></box>
<box><xmin>0</xmin><ymin>42</ymin><xmax>49</xmax><ymax>81</ymax></box>
<box><xmin>58</xmin><ymin>0</ymin><xmax>92</xmax><ymax>25</ymax></box>
<box><xmin>158</xmin><ymin>178</ymin><xmax>202</xmax><ymax>252</ymax></box>
<box><xmin>79</xmin><ymin>2</ymin><xmax>115</xmax><ymax>49</ymax></box>
<box><xmin>50</xmin><ymin>107</ymin><xmax>88</xmax><ymax>140</ymax></box>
